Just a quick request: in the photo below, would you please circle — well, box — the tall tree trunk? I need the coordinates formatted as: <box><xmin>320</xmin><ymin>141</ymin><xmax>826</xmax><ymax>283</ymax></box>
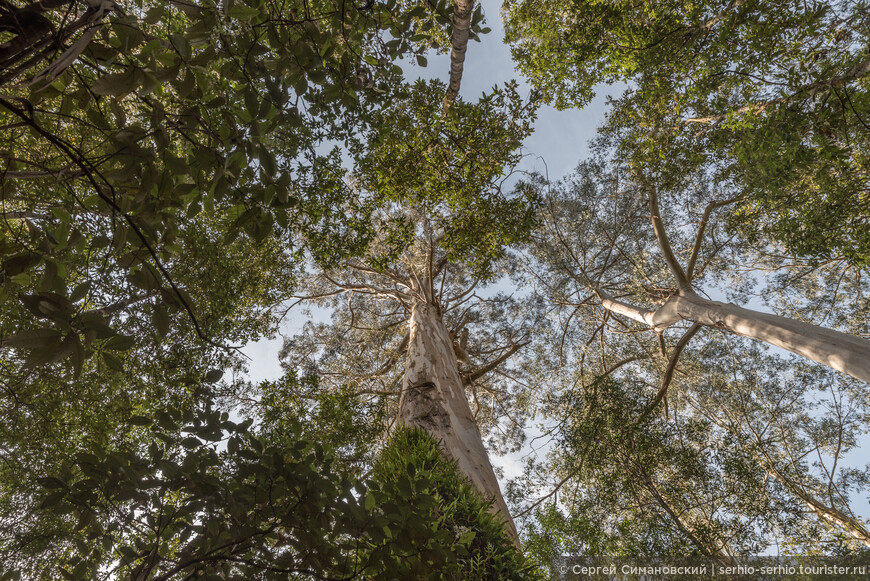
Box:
<box><xmin>442</xmin><ymin>0</ymin><xmax>475</xmax><ymax>113</ymax></box>
<box><xmin>599</xmin><ymin>291</ymin><xmax>870</xmax><ymax>384</ymax></box>
<box><xmin>398</xmin><ymin>299</ymin><xmax>520</xmax><ymax>543</ymax></box>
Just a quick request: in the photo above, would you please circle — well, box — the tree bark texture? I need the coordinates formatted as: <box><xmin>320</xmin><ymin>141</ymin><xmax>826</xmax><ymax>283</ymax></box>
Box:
<box><xmin>600</xmin><ymin>291</ymin><xmax>870</xmax><ymax>384</ymax></box>
<box><xmin>442</xmin><ymin>0</ymin><xmax>474</xmax><ymax>113</ymax></box>
<box><xmin>398</xmin><ymin>300</ymin><xmax>519</xmax><ymax>543</ymax></box>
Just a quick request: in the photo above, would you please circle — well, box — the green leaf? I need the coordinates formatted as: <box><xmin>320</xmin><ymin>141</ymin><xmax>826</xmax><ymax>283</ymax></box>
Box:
<box><xmin>104</xmin><ymin>335</ymin><xmax>135</xmax><ymax>351</ymax></box>
<box><xmin>102</xmin><ymin>352</ymin><xmax>124</xmax><ymax>372</ymax></box>
<box><xmin>10</xmin><ymin>273</ymin><xmax>31</xmax><ymax>285</ymax></box>
<box><xmin>2</xmin><ymin>328</ymin><xmax>63</xmax><ymax>349</ymax></box>
<box><xmin>143</xmin><ymin>6</ymin><xmax>164</xmax><ymax>24</ymax></box>
<box><xmin>39</xmin><ymin>490</ymin><xmax>67</xmax><ymax>509</ymax></box>
<box><xmin>152</xmin><ymin>304</ymin><xmax>170</xmax><ymax>336</ymax></box>
<box><xmin>71</xmin><ymin>334</ymin><xmax>84</xmax><ymax>378</ymax></box>
<box><xmin>36</xmin><ymin>476</ymin><xmax>67</xmax><ymax>489</ymax></box>
<box><xmin>70</xmin><ymin>282</ymin><xmax>91</xmax><ymax>302</ymax></box>
<box><xmin>227</xmin><ymin>5</ymin><xmax>260</xmax><ymax>19</ymax></box>
<box><xmin>91</xmin><ymin>72</ymin><xmax>139</xmax><ymax>96</ymax></box>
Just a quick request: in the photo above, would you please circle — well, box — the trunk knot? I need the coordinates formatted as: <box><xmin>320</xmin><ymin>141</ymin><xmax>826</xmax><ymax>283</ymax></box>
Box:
<box><xmin>407</xmin><ymin>380</ymin><xmax>436</xmax><ymax>393</ymax></box>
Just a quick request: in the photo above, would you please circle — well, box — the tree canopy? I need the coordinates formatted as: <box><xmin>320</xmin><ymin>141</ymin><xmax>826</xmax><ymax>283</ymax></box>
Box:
<box><xmin>2</xmin><ymin>0</ymin><xmax>870</xmax><ymax>578</ymax></box>
<box><xmin>505</xmin><ymin>0</ymin><xmax>870</xmax><ymax>269</ymax></box>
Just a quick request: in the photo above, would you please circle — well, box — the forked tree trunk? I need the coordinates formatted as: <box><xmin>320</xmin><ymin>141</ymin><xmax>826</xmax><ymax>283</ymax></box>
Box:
<box><xmin>398</xmin><ymin>299</ymin><xmax>519</xmax><ymax>543</ymax></box>
<box><xmin>600</xmin><ymin>291</ymin><xmax>870</xmax><ymax>384</ymax></box>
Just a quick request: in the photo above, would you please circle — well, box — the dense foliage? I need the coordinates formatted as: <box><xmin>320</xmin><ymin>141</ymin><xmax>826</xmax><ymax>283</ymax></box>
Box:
<box><xmin>505</xmin><ymin>0</ymin><xmax>870</xmax><ymax>268</ymax></box>
<box><xmin>8</xmin><ymin>396</ymin><xmax>535</xmax><ymax>579</ymax></box>
<box><xmin>372</xmin><ymin>427</ymin><xmax>542</xmax><ymax>580</ymax></box>
<box><xmin>2</xmin><ymin>0</ymin><xmax>870</xmax><ymax>576</ymax></box>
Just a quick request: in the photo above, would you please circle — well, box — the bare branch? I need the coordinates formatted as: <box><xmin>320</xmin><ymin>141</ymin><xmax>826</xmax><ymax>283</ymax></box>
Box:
<box><xmin>94</xmin><ymin>290</ymin><xmax>160</xmax><ymax>317</ymax></box>
<box><xmin>595</xmin><ymin>288</ymin><xmax>683</xmax><ymax>330</ymax></box>
<box><xmin>514</xmin><ymin>469</ymin><xmax>578</xmax><ymax>518</ymax></box>
<box><xmin>1</xmin><ymin>210</ymin><xmax>54</xmax><ymax>220</ymax></box>
<box><xmin>686</xmin><ymin>196</ymin><xmax>744</xmax><ymax>281</ymax></box>
<box><xmin>321</xmin><ymin>273</ymin><xmax>412</xmax><ymax>303</ymax></box>
<box><xmin>463</xmin><ymin>340</ymin><xmax>529</xmax><ymax>384</ymax></box>
<box><xmin>635</xmin><ymin>323</ymin><xmax>702</xmax><ymax>425</ymax></box>
<box><xmin>371</xmin><ymin>332</ymin><xmax>409</xmax><ymax>378</ymax></box>
<box><xmin>643</xmin><ymin>180</ymin><xmax>690</xmax><ymax>291</ymax></box>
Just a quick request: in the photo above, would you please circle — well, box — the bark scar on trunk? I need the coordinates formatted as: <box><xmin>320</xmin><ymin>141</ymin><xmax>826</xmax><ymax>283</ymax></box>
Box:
<box><xmin>403</xmin><ymin>381</ymin><xmax>449</xmax><ymax>428</ymax></box>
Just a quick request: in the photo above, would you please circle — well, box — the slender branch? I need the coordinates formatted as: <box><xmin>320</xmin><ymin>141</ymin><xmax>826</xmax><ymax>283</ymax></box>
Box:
<box><xmin>641</xmin><ymin>471</ymin><xmax>734</xmax><ymax>562</ymax></box>
<box><xmin>94</xmin><ymin>290</ymin><xmax>160</xmax><ymax>317</ymax></box>
<box><xmin>0</xmin><ymin>168</ymin><xmax>84</xmax><ymax>179</ymax></box>
<box><xmin>343</xmin><ymin>260</ymin><xmax>410</xmax><ymax>289</ymax></box>
<box><xmin>599</xmin><ymin>355</ymin><xmax>646</xmax><ymax>378</ymax></box>
<box><xmin>0</xmin><ymin>210</ymin><xmax>54</xmax><ymax>220</ymax></box>
<box><xmin>685</xmin><ymin>196</ymin><xmax>743</xmax><ymax>281</ymax></box>
<box><xmin>443</xmin><ymin>278</ymin><xmax>478</xmax><ymax>308</ymax></box>
<box><xmin>463</xmin><ymin>340</ymin><xmax>529</xmax><ymax>384</ymax></box>
<box><xmin>321</xmin><ymin>273</ymin><xmax>412</xmax><ymax>302</ymax></box>
<box><xmin>634</xmin><ymin>324</ymin><xmax>702</xmax><ymax>425</ymax></box>
<box><xmin>758</xmin><ymin>447</ymin><xmax>870</xmax><ymax>548</ymax></box>
<box><xmin>513</xmin><ymin>469</ymin><xmax>578</xmax><ymax>518</ymax></box>
<box><xmin>371</xmin><ymin>332</ymin><xmax>409</xmax><ymax>378</ymax></box>
<box><xmin>643</xmin><ymin>180</ymin><xmax>690</xmax><ymax>291</ymax></box>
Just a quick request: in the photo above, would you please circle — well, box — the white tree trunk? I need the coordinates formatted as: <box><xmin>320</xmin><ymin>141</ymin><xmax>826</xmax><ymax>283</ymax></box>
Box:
<box><xmin>599</xmin><ymin>291</ymin><xmax>870</xmax><ymax>384</ymax></box>
<box><xmin>398</xmin><ymin>300</ymin><xmax>519</xmax><ymax>543</ymax></box>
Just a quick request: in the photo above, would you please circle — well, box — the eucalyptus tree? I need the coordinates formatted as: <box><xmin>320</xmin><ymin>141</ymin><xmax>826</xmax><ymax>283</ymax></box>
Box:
<box><xmin>498</xmin><ymin>0</ymin><xmax>870</xmax><ymax>559</ymax></box>
<box><xmin>267</xmin><ymin>76</ymin><xmax>540</xmax><ymax>542</ymax></box>
<box><xmin>504</xmin><ymin>0</ymin><xmax>870</xmax><ymax>269</ymax></box>
<box><xmin>509</xmin><ymin>344</ymin><xmax>870</xmax><ymax>563</ymax></box>
<box><xmin>511</xmin><ymin>375</ymin><xmax>798</xmax><ymax>563</ymax></box>
<box><xmin>518</xmin><ymin>156</ymin><xmax>870</xmax><ymax>555</ymax></box>
<box><xmin>533</xmin><ymin>158</ymin><xmax>870</xmax><ymax>393</ymax></box>
<box><xmin>685</xmin><ymin>342</ymin><xmax>870</xmax><ymax>549</ymax></box>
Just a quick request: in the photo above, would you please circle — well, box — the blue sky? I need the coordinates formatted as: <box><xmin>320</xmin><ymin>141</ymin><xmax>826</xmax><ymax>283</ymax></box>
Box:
<box><xmin>240</xmin><ymin>1</ymin><xmax>870</xmax><ymax>533</ymax></box>
<box><xmin>242</xmin><ymin>0</ymin><xmax>615</xmax><ymax>383</ymax></box>
<box><xmin>238</xmin><ymin>1</ymin><xmax>611</xmax><ymax>487</ymax></box>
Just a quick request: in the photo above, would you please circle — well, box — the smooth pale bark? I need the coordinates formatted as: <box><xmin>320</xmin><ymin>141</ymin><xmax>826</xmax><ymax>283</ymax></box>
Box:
<box><xmin>599</xmin><ymin>291</ymin><xmax>870</xmax><ymax>384</ymax></box>
<box><xmin>398</xmin><ymin>300</ymin><xmax>519</xmax><ymax>543</ymax></box>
